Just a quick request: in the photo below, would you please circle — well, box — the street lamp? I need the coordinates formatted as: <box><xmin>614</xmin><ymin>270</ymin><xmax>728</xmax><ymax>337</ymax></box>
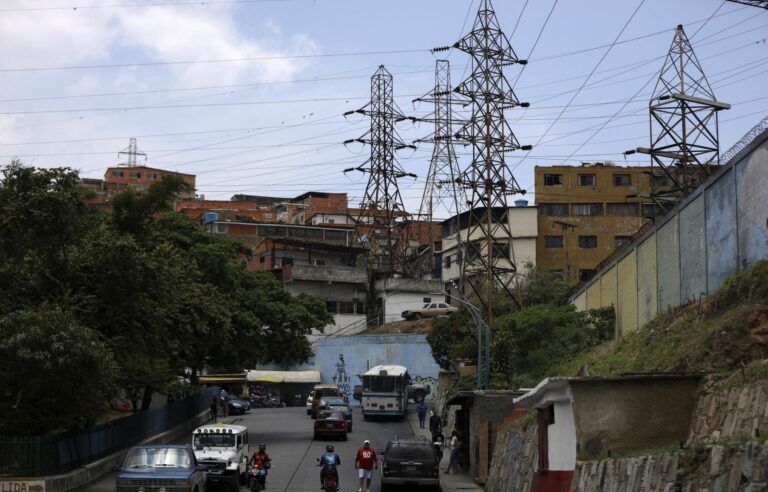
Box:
<box><xmin>433</xmin><ymin>286</ymin><xmax>491</xmax><ymax>390</ymax></box>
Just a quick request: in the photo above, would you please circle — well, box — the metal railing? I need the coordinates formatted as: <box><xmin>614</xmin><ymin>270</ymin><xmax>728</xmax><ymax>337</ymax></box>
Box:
<box><xmin>0</xmin><ymin>387</ymin><xmax>216</xmax><ymax>477</ymax></box>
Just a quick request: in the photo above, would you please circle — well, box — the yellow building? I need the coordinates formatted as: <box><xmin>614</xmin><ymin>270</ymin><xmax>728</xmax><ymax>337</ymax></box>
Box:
<box><xmin>534</xmin><ymin>164</ymin><xmax>658</xmax><ymax>283</ymax></box>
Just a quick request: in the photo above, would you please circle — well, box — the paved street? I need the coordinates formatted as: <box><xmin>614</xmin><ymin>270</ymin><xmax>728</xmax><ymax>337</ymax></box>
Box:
<box><xmin>83</xmin><ymin>405</ymin><xmax>414</xmax><ymax>492</ymax></box>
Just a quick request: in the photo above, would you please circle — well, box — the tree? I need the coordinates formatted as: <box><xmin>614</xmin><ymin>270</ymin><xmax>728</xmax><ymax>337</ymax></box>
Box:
<box><xmin>426</xmin><ymin>312</ymin><xmax>478</xmax><ymax>371</ymax></box>
<box><xmin>0</xmin><ymin>307</ymin><xmax>117</xmax><ymax>435</ymax></box>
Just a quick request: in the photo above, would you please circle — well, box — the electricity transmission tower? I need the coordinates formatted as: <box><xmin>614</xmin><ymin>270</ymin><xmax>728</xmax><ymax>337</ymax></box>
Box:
<box><xmin>435</xmin><ymin>0</ymin><xmax>531</xmax><ymax>321</ymax></box>
<box><xmin>118</xmin><ymin>138</ymin><xmax>147</xmax><ymax>167</ymax></box>
<box><xmin>344</xmin><ymin>65</ymin><xmax>416</xmax><ymax>277</ymax></box>
<box><xmin>630</xmin><ymin>25</ymin><xmax>729</xmax><ymax>209</ymax></box>
<box><xmin>412</xmin><ymin>59</ymin><xmax>463</xmax><ymax>279</ymax></box>
<box><xmin>725</xmin><ymin>0</ymin><xmax>768</xmax><ymax>8</ymax></box>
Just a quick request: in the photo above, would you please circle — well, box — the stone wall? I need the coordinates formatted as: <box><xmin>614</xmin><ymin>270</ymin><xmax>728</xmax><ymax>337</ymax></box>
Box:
<box><xmin>570</xmin><ymin>441</ymin><xmax>768</xmax><ymax>491</ymax></box>
<box><xmin>689</xmin><ymin>376</ymin><xmax>768</xmax><ymax>444</ymax></box>
<box><xmin>485</xmin><ymin>420</ymin><xmax>538</xmax><ymax>492</ymax></box>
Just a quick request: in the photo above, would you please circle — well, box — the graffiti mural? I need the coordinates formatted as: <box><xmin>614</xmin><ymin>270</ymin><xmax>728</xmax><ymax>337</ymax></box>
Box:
<box><xmin>411</xmin><ymin>375</ymin><xmax>438</xmax><ymax>401</ymax></box>
<box><xmin>331</xmin><ymin>354</ymin><xmax>353</xmax><ymax>398</ymax></box>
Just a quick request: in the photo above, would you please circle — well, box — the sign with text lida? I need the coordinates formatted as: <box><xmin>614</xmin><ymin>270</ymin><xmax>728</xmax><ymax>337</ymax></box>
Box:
<box><xmin>0</xmin><ymin>480</ymin><xmax>44</xmax><ymax>492</ymax></box>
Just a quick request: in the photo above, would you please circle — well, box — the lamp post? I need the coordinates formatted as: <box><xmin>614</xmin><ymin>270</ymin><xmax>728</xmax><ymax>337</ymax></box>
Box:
<box><xmin>435</xmin><ymin>286</ymin><xmax>491</xmax><ymax>390</ymax></box>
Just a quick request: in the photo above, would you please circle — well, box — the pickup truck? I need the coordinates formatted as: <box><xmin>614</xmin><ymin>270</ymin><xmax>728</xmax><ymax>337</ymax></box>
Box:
<box><xmin>401</xmin><ymin>302</ymin><xmax>458</xmax><ymax>320</ymax></box>
<box><xmin>115</xmin><ymin>444</ymin><xmax>207</xmax><ymax>492</ymax></box>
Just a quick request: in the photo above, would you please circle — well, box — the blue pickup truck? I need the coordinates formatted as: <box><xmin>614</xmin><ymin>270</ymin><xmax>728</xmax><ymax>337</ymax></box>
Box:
<box><xmin>115</xmin><ymin>444</ymin><xmax>207</xmax><ymax>492</ymax></box>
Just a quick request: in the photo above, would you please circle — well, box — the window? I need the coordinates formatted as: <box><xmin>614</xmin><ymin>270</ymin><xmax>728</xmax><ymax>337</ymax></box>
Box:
<box><xmin>538</xmin><ymin>203</ymin><xmax>569</xmax><ymax>216</ymax></box>
<box><xmin>444</xmin><ymin>255</ymin><xmax>452</xmax><ymax>268</ymax></box>
<box><xmin>326</xmin><ymin>300</ymin><xmax>337</xmax><ymax>314</ymax></box>
<box><xmin>314</xmin><ymin>259</ymin><xmax>326</xmax><ymax>266</ymax></box>
<box><xmin>613</xmin><ymin>174</ymin><xmax>631</xmax><ymax>186</ymax></box>
<box><xmin>614</xmin><ymin>236</ymin><xmax>632</xmax><ymax>248</ymax></box>
<box><xmin>492</xmin><ymin>242</ymin><xmax>509</xmax><ymax>259</ymax></box>
<box><xmin>282</xmin><ymin>257</ymin><xmax>293</xmax><ymax>266</ymax></box>
<box><xmin>214</xmin><ymin>223</ymin><xmax>227</xmax><ymax>234</ymax></box>
<box><xmin>147</xmin><ymin>173</ymin><xmax>159</xmax><ymax>180</ymax></box>
<box><xmin>642</xmin><ymin>203</ymin><xmax>662</xmax><ymax>218</ymax></box>
<box><xmin>544</xmin><ymin>235</ymin><xmax>564</xmax><ymax>248</ymax></box>
<box><xmin>579</xmin><ymin>269</ymin><xmax>597</xmax><ymax>282</ymax></box>
<box><xmin>338</xmin><ymin>301</ymin><xmax>355</xmax><ymax>314</ymax></box>
<box><xmin>578</xmin><ymin>174</ymin><xmax>596</xmax><ymax>186</ymax></box>
<box><xmin>328</xmin><ymin>218</ymin><xmax>335</xmax><ymax>224</ymax></box>
<box><xmin>423</xmin><ymin>297</ymin><xmax>432</xmax><ymax>304</ymax></box>
<box><xmin>129</xmin><ymin>172</ymin><xmax>141</xmax><ymax>179</ymax></box>
<box><xmin>325</xmin><ymin>230</ymin><xmax>346</xmax><ymax>241</ymax></box>
<box><xmin>572</xmin><ymin>203</ymin><xmax>603</xmax><ymax>216</ymax></box>
<box><xmin>651</xmin><ymin>174</ymin><xmax>670</xmax><ymax>188</ymax></box>
<box><xmin>606</xmin><ymin>203</ymin><xmax>640</xmax><ymax>216</ymax></box>
<box><xmin>543</xmin><ymin>174</ymin><xmax>563</xmax><ymax>186</ymax></box>
<box><xmin>111</xmin><ymin>170</ymin><xmax>124</xmax><ymax>178</ymax></box>
<box><xmin>578</xmin><ymin>235</ymin><xmax>597</xmax><ymax>248</ymax></box>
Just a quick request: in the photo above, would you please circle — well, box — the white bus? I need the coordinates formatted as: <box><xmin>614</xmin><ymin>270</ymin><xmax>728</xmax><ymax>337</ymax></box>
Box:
<box><xmin>361</xmin><ymin>365</ymin><xmax>410</xmax><ymax>419</ymax></box>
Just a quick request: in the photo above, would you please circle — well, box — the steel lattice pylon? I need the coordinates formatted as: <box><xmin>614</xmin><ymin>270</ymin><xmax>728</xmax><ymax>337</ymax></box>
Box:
<box><xmin>344</xmin><ymin>65</ymin><xmax>415</xmax><ymax>276</ymax></box>
<box><xmin>412</xmin><ymin>59</ymin><xmax>464</xmax><ymax>279</ymax></box>
<box><xmin>436</xmin><ymin>0</ymin><xmax>530</xmax><ymax>320</ymax></box>
<box><xmin>118</xmin><ymin>137</ymin><xmax>147</xmax><ymax>167</ymax></box>
<box><xmin>636</xmin><ymin>25</ymin><xmax>729</xmax><ymax>208</ymax></box>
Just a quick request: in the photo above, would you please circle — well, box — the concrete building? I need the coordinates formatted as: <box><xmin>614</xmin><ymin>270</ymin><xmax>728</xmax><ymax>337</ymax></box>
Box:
<box><xmin>440</xmin><ymin>204</ymin><xmax>537</xmax><ymax>292</ymax></box>
<box><xmin>85</xmin><ymin>165</ymin><xmax>197</xmax><ymax>205</ymax></box>
<box><xmin>373</xmin><ymin>277</ymin><xmax>445</xmax><ymax>325</ymax></box>
<box><xmin>514</xmin><ymin>374</ymin><xmax>702</xmax><ymax>492</ymax></box>
<box><xmin>534</xmin><ymin>164</ymin><xmax>657</xmax><ymax>283</ymax></box>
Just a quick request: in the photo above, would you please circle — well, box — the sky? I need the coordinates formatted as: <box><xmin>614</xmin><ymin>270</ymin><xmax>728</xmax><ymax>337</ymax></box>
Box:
<box><xmin>0</xmin><ymin>0</ymin><xmax>766</xmax><ymax>219</ymax></box>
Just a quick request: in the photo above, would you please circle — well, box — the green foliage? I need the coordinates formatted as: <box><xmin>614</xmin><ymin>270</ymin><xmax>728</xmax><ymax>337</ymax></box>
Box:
<box><xmin>426</xmin><ymin>311</ymin><xmax>478</xmax><ymax>370</ymax></box>
<box><xmin>518</xmin><ymin>267</ymin><xmax>576</xmax><ymax>306</ymax></box>
<box><xmin>0</xmin><ymin>307</ymin><xmax>117</xmax><ymax>435</ymax></box>
<box><xmin>0</xmin><ymin>163</ymin><xmax>332</xmax><ymax>434</ymax></box>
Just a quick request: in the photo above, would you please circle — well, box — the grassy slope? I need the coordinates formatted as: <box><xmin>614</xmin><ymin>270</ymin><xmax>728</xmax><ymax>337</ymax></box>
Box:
<box><xmin>556</xmin><ymin>261</ymin><xmax>768</xmax><ymax>377</ymax></box>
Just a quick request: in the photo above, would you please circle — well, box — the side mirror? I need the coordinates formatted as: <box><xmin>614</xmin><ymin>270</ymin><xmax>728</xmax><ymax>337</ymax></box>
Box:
<box><xmin>377</xmin><ymin>449</ymin><xmax>384</xmax><ymax>455</ymax></box>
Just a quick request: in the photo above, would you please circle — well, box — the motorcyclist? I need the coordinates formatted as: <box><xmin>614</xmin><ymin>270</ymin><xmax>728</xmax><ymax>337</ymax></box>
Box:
<box><xmin>319</xmin><ymin>444</ymin><xmax>341</xmax><ymax>488</ymax></box>
<box><xmin>250</xmin><ymin>443</ymin><xmax>271</xmax><ymax>486</ymax></box>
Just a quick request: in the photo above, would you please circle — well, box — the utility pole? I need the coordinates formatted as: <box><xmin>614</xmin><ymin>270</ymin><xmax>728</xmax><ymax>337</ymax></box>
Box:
<box><xmin>344</xmin><ymin>66</ymin><xmax>416</xmax><ymax>325</ymax></box>
<box><xmin>413</xmin><ymin>60</ymin><xmax>464</xmax><ymax>281</ymax></box>
<box><xmin>626</xmin><ymin>25</ymin><xmax>729</xmax><ymax>212</ymax></box>
<box><xmin>118</xmin><ymin>137</ymin><xmax>147</xmax><ymax>167</ymax></box>
<box><xmin>435</xmin><ymin>0</ymin><xmax>531</xmax><ymax>324</ymax></box>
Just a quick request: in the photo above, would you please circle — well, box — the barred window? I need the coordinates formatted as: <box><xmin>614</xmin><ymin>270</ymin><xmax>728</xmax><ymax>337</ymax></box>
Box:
<box><xmin>572</xmin><ymin>203</ymin><xmax>603</xmax><ymax>216</ymax></box>
<box><xmin>578</xmin><ymin>174</ymin><xmax>596</xmax><ymax>186</ymax></box>
<box><xmin>538</xmin><ymin>203</ymin><xmax>569</xmax><ymax>216</ymax></box>
<box><xmin>606</xmin><ymin>203</ymin><xmax>640</xmax><ymax>216</ymax></box>
<box><xmin>544</xmin><ymin>174</ymin><xmax>563</xmax><ymax>186</ymax></box>
<box><xmin>544</xmin><ymin>235</ymin><xmax>563</xmax><ymax>248</ymax></box>
<box><xmin>578</xmin><ymin>236</ymin><xmax>597</xmax><ymax>248</ymax></box>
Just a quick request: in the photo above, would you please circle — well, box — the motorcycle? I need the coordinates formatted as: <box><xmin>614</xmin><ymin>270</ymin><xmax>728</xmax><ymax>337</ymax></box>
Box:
<box><xmin>247</xmin><ymin>463</ymin><xmax>268</xmax><ymax>492</ymax></box>
<box><xmin>250</xmin><ymin>392</ymin><xmax>279</xmax><ymax>408</ymax></box>
<box><xmin>316</xmin><ymin>458</ymin><xmax>339</xmax><ymax>492</ymax></box>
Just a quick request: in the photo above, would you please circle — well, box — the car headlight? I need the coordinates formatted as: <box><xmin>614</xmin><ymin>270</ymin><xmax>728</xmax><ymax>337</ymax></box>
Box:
<box><xmin>232</xmin><ymin>402</ymin><xmax>242</xmax><ymax>407</ymax></box>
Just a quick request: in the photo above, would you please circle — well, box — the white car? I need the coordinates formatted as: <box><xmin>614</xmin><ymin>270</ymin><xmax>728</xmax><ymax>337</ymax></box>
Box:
<box><xmin>402</xmin><ymin>302</ymin><xmax>459</xmax><ymax>320</ymax></box>
<box><xmin>306</xmin><ymin>395</ymin><xmax>313</xmax><ymax>415</ymax></box>
<box><xmin>192</xmin><ymin>424</ymin><xmax>249</xmax><ymax>490</ymax></box>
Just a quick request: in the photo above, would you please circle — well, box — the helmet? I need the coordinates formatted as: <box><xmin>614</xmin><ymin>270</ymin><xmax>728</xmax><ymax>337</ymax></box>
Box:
<box><xmin>363</xmin><ymin>440</ymin><xmax>370</xmax><ymax>447</ymax></box>
<box><xmin>326</xmin><ymin>445</ymin><xmax>334</xmax><ymax>452</ymax></box>
<box><xmin>259</xmin><ymin>443</ymin><xmax>266</xmax><ymax>452</ymax></box>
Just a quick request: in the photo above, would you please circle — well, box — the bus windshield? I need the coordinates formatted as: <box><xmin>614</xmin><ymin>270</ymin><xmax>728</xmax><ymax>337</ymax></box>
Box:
<box><xmin>365</xmin><ymin>375</ymin><xmax>396</xmax><ymax>392</ymax></box>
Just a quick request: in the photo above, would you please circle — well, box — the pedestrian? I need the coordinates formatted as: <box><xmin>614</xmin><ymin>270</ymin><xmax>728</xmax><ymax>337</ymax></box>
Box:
<box><xmin>444</xmin><ymin>430</ymin><xmax>461</xmax><ymax>474</ymax></box>
<box><xmin>209</xmin><ymin>396</ymin><xmax>218</xmax><ymax>422</ymax></box>
<box><xmin>354</xmin><ymin>439</ymin><xmax>378</xmax><ymax>492</ymax></box>
<box><xmin>417</xmin><ymin>401</ymin><xmax>427</xmax><ymax>429</ymax></box>
<box><xmin>429</xmin><ymin>410</ymin><xmax>442</xmax><ymax>441</ymax></box>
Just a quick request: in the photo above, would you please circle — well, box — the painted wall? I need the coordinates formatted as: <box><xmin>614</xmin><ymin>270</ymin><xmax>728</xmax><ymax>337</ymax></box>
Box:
<box><xmin>312</xmin><ymin>334</ymin><xmax>440</xmax><ymax>405</ymax></box>
<box><xmin>616</xmin><ymin>251</ymin><xmax>637</xmax><ymax>335</ymax></box>
<box><xmin>656</xmin><ymin>216</ymin><xmax>680</xmax><ymax>311</ymax></box>
<box><xmin>636</xmin><ymin>236</ymin><xmax>657</xmax><ymax>327</ymax></box>
<box><xmin>570</xmin><ymin>131</ymin><xmax>768</xmax><ymax>336</ymax></box>
<box><xmin>549</xmin><ymin>400</ymin><xmax>577</xmax><ymax>471</ymax></box>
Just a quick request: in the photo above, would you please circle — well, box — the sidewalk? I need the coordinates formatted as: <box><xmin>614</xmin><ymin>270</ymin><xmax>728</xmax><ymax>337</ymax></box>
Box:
<box><xmin>407</xmin><ymin>409</ymin><xmax>483</xmax><ymax>492</ymax></box>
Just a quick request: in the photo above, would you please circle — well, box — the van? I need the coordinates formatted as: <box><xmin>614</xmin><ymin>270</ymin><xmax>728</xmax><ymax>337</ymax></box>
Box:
<box><xmin>310</xmin><ymin>384</ymin><xmax>342</xmax><ymax>419</ymax></box>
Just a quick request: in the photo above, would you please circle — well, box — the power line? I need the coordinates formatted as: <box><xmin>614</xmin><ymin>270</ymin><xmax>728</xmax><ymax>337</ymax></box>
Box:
<box><xmin>0</xmin><ymin>0</ymin><xmax>291</xmax><ymax>12</ymax></box>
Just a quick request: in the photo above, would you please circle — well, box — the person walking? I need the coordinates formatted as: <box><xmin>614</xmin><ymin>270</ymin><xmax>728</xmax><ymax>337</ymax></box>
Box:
<box><xmin>417</xmin><ymin>401</ymin><xmax>427</xmax><ymax>429</ymax></box>
<box><xmin>354</xmin><ymin>439</ymin><xmax>378</xmax><ymax>492</ymax></box>
<box><xmin>444</xmin><ymin>430</ymin><xmax>461</xmax><ymax>474</ymax></box>
<box><xmin>209</xmin><ymin>396</ymin><xmax>218</xmax><ymax>422</ymax></box>
<box><xmin>428</xmin><ymin>410</ymin><xmax>442</xmax><ymax>441</ymax></box>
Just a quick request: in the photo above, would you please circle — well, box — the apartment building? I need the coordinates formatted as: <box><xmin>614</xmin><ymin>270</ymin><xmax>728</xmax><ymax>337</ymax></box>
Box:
<box><xmin>534</xmin><ymin>164</ymin><xmax>656</xmax><ymax>283</ymax></box>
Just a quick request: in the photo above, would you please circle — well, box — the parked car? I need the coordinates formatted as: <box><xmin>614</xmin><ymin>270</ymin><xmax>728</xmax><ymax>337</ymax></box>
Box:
<box><xmin>224</xmin><ymin>394</ymin><xmax>250</xmax><ymax>415</ymax></box>
<box><xmin>401</xmin><ymin>303</ymin><xmax>458</xmax><ymax>320</ymax></box>
<box><xmin>192</xmin><ymin>424</ymin><xmax>249</xmax><ymax>491</ymax></box>
<box><xmin>310</xmin><ymin>384</ymin><xmax>343</xmax><ymax>419</ymax></box>
<box><xmin>306</xmin><ymin>395</ymin><xmax>314</xmax><ymax>415</ymax></box>
<box><xmin>379</xmin><ymin>437</ymin><xmax>440</xmax><ymax>491</ymax></box>
<box><xmin>407</xmin><ymin>383</ymin><xmax>430</xmax><ymax>403</ymax></box>
<box><xmin>319</xmin><ymin>397</ymin><xmax>353</xmax><ymax>432</ymax></box>
<box><xmin>313</xmin><ymin>410</ymin><xmax>348</xmax><ymax>440</ymax></box>
<box><xmin>115</xmin><ymin>444</ymin><xmax>207</xmax><ymax>492</ymax></box>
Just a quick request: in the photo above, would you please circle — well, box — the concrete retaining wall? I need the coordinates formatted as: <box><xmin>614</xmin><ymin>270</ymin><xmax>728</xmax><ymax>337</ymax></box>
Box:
<box><xmin>571</xmin><ymin>131</ymin><xmax>768</xmax><ymax>335</ymax></box>
<box><xmin>485</xmin><ymin>421</ymin><xmax>538</xmax><ymax>492</ymax></box>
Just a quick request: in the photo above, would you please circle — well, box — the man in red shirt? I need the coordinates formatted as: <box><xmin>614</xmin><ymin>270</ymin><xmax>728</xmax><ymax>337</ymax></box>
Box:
<box><xmin>354</xmin><ymin>439</ymin><xmax>378</xmax><ymax>492</ymax></box>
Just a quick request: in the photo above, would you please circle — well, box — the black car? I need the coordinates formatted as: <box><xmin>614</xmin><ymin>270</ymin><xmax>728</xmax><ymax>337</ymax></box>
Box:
<box><xmin>319</xmin><ymin>397</ymin><xmax>353</xmax><ymax>432</ymax></box>
<box><xmin>379</xmin><ymin>437</ymin><xmax>440</xmax><ymax>491</ymax></box>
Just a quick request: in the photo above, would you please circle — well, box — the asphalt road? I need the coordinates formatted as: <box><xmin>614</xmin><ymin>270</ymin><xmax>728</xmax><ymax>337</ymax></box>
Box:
<box><xmin>82</xmin><ymin>404</ymin><xmax>415</xmax><ymax>492</ymax></box>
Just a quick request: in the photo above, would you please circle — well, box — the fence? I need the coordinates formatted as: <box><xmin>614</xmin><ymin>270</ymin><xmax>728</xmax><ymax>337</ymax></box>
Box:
<box><xmin>0</xmin><ymin>387</ymin><xmax>216</xmax><ymax>477</ymax></box>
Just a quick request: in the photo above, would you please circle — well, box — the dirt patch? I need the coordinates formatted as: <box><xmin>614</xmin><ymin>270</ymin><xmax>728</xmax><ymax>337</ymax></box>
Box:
<box><xmin>363</xmin><ymin>318</ymin><xmax>434</xmax><ymax>334</ymax></box>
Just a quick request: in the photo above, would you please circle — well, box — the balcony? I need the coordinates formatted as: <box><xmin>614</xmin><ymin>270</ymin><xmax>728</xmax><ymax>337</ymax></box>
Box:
<box><xmin>283</xmin><ymin>263</ymin><xmax>367</xmax><ymax>284</ymax></box>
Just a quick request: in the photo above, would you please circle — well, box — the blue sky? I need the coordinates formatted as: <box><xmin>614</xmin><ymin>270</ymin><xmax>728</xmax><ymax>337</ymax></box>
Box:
<box><xmin>0</xmin><ymin>0</ymin><xmax>766</xmax><ymax>218</ymax></box>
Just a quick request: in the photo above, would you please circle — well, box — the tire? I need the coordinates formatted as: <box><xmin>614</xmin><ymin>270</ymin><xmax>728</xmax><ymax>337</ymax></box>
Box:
<box><xmin>342</xmin><ymin>433</ymin><xmax>347</xmax><ymax>441</ymax></box>
<box><xmin>307</xmin><ymin>409</ymin><xmax>311</xmax><ymax>415</ymax></box>
<box><xmin>230</xmin><ymin>475</ymin><xmax>239</xmax><ymax>492</ymax></box>
<box><xmin>413</xmin><ymin>391</ymin><xmax>426</xmax><ymax>403</ymax></box>
<box><xmin>412</xmin><ymin>313</ymin><xmax>422</xmax><ymax>320</ymax></box>
<box><xmin>347</xmin><ymin>423</ymin><xmax>352</xmax><ymax>433</ymax></box>
<box><xmin>314</xmin><ymin>432</ymin><xmax>319</xmax><ymax>440</ymax></box>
